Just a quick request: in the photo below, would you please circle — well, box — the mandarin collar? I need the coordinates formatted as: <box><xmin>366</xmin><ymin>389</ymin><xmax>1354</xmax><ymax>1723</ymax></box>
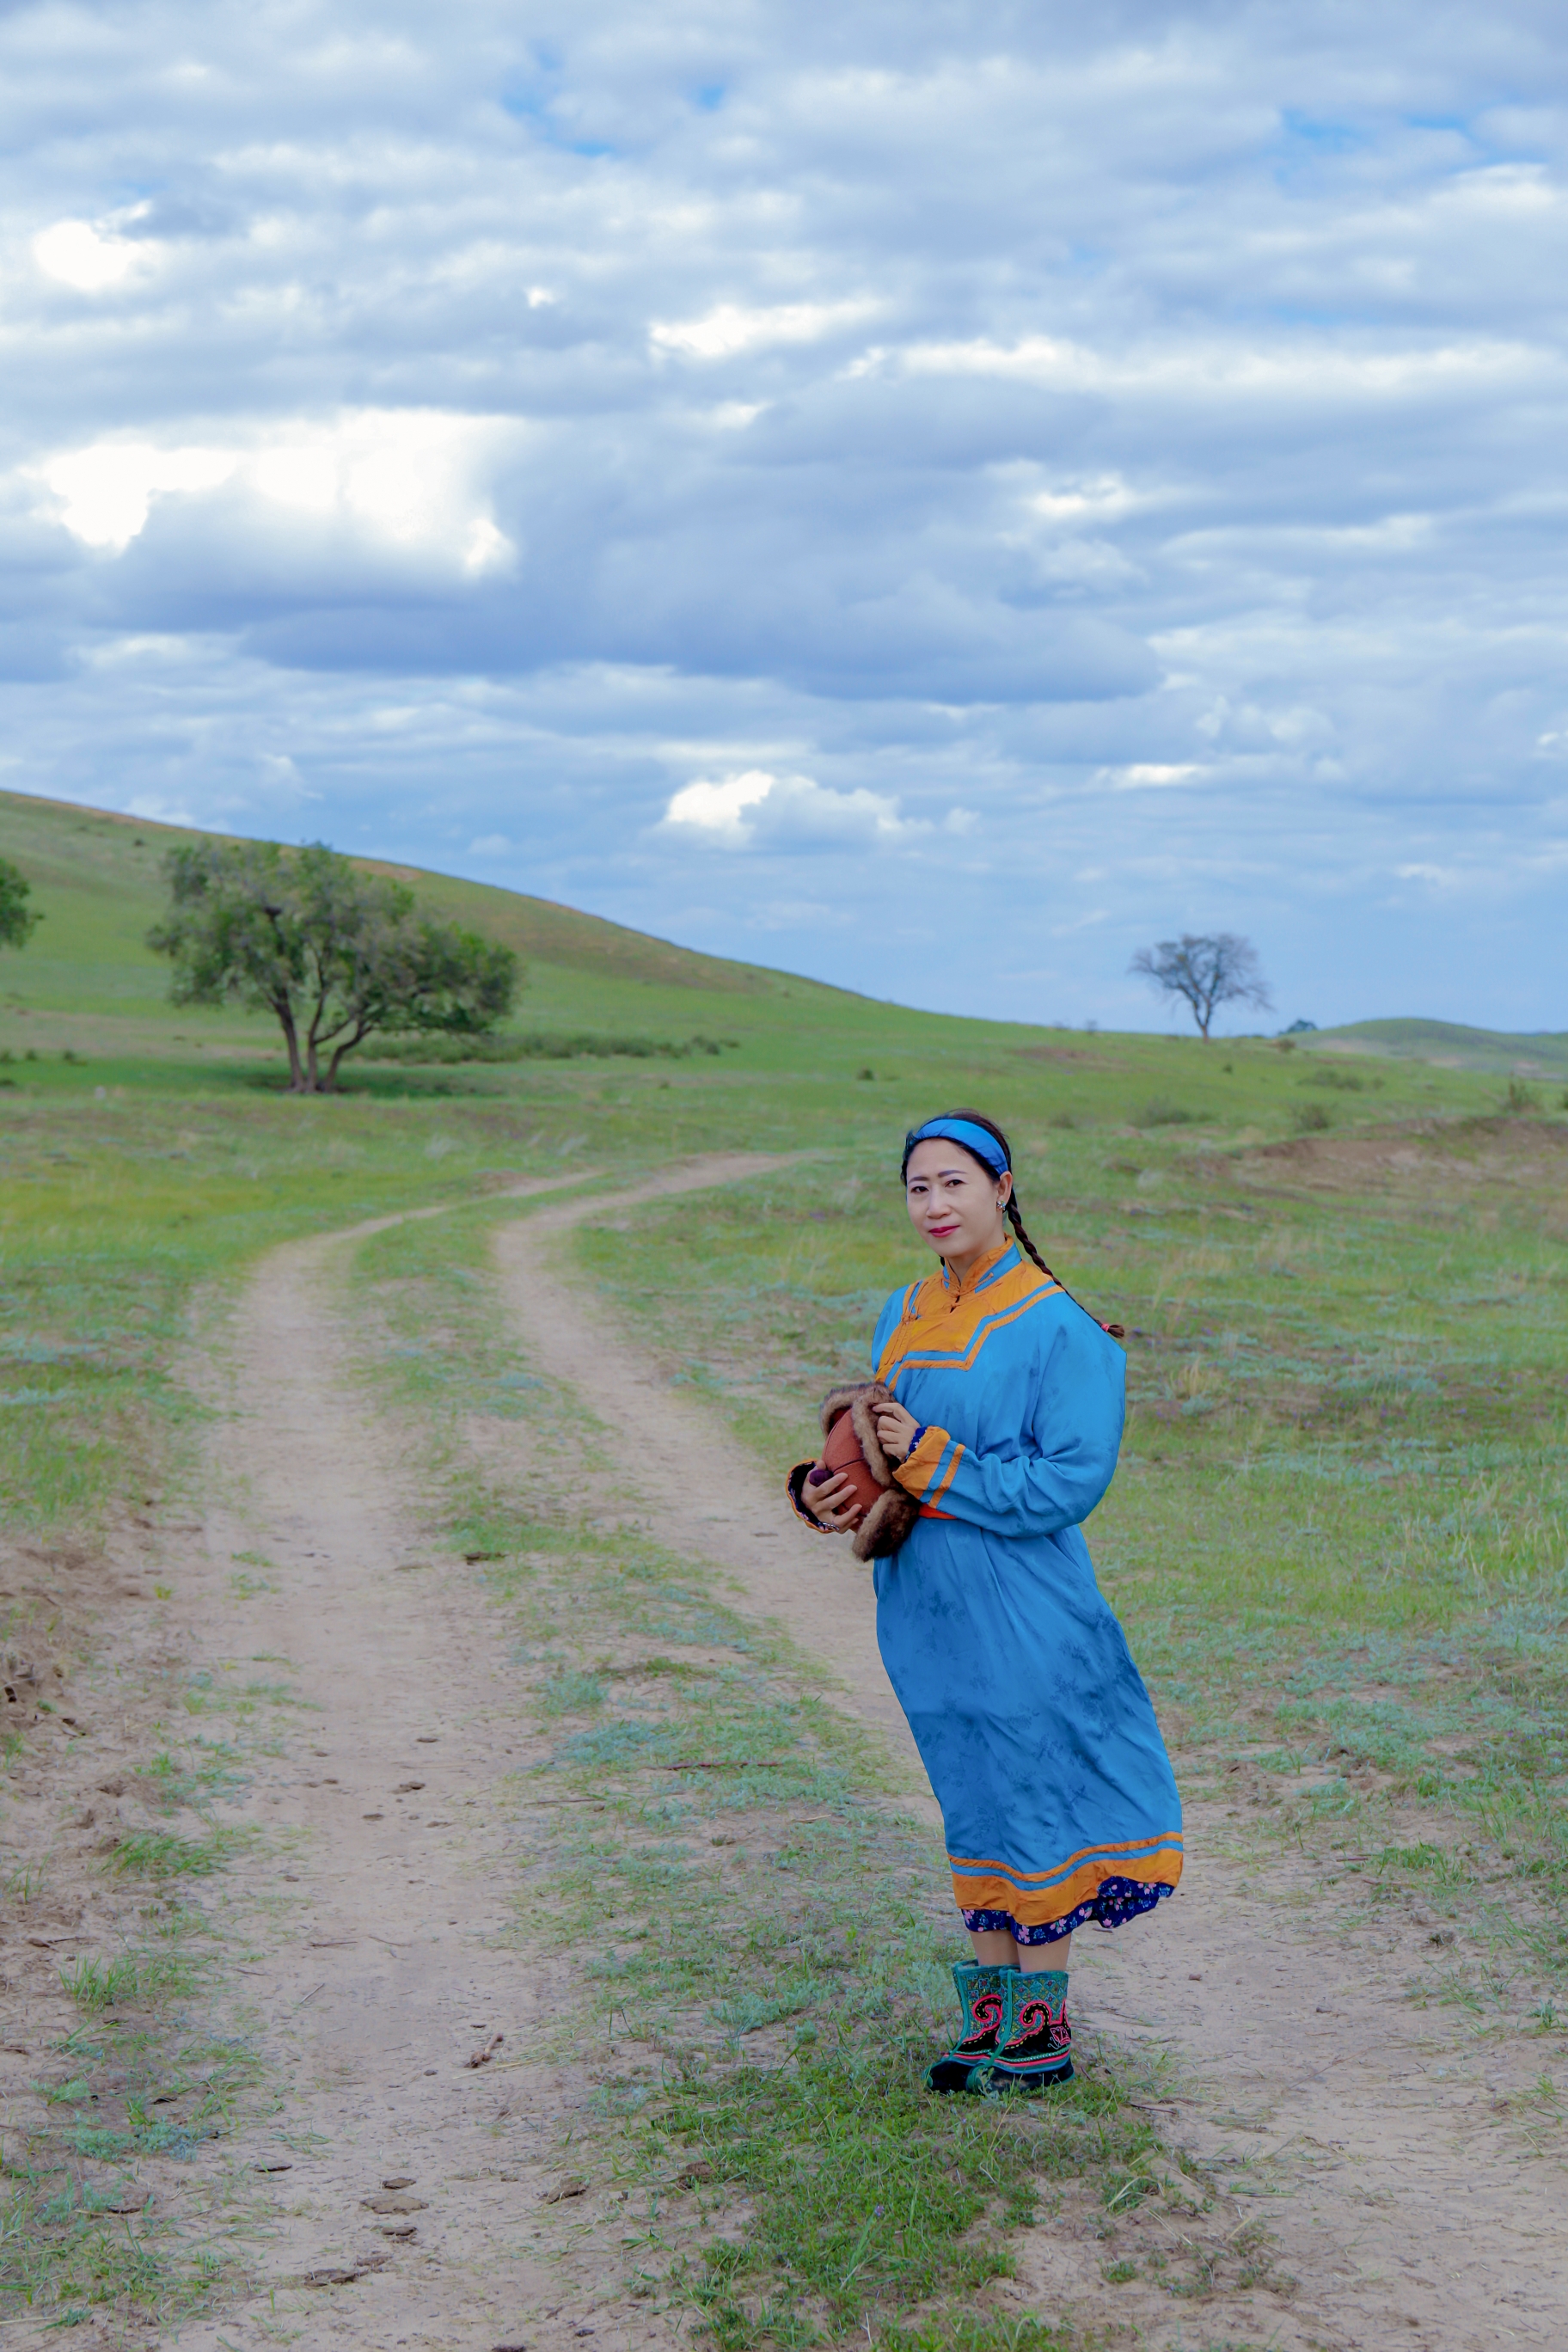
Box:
<box><xmin>940</xmin><ymin>1240</ymin><xmax>1014</xmax><ymax>1297</ymax></box>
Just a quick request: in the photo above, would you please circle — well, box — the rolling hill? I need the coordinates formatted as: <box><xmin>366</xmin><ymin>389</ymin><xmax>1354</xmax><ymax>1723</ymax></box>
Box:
<box><xmin>0</xmin><ymin>787</ymin><xmax>1556</xmax><ymax>1119</ymax></box>
<box><xmin>0</xmin><ymin>787</ymin><xmax>788</xmax><ymax>1025</ymax></box>
<box><xmin>1308</xmin><ymin>1016</ymin><xmax>1568</xmax><ymax>1080</ymax></box>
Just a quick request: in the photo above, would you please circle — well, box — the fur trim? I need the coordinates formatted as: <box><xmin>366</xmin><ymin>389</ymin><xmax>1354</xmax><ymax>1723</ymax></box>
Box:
<box><xmin>851</xmin><ymin>1483</ymin><xmax>921</xmax><ymax>1564</ymax></box>
<box><xmin>817</xmin><ymin>1380</ymin><xmax>918</xmax><ymax>1560</ymax></box>
<box><xmin>818</xmin><ymin>1380</ymin><xmax>897</xmax><ymax>1489</ymax></box>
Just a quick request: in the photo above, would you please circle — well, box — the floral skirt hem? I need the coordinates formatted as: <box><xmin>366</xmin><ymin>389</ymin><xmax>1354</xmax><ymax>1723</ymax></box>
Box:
<box><xmin>961</xmin><ymin>1876</ymin><xmax>1174</xmax><ymax>1945</ymax></box>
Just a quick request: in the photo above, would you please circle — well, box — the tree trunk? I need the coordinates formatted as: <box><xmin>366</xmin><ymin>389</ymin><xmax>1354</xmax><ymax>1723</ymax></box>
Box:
<box><xmin>273</xmin><ymin>999</ymin><xmax>307</xmax><ymax>1091</ymax></box>
<box><xmin>323</xmin><ymin>1024</ymin><xmax>371</xmax><ymax>1091</ymax></box>
<box><xmin>303</xmin><ymin>986</ymin><xmax>328</xmax><ymax>1090</ymax></box>
<box><xmin>301</xmin><ymin>959</ymin><xmax>333</xmax><ymax>1093</ymax></box>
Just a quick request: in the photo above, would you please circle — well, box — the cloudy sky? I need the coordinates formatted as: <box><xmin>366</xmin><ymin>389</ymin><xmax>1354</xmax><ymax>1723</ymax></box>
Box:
<box><xmin>3</xmin><ymin>1</ymin><xmax>1565</xmax><ymax>1030</ymax></box>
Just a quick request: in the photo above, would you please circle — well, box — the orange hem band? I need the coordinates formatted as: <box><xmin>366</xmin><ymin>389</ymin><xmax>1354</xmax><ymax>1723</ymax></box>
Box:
<box><xmin>950</xmin><ymin>1846</ymin><xmax>1185</xmax><ymax>1930</ymax></box>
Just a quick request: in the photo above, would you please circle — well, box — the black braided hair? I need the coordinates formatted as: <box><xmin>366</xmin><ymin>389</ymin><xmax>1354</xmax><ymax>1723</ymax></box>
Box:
<box><xmin>900</xmin><ymin>1107</ymin><xmax>1125</xmax><ymax>1338</ymax></box>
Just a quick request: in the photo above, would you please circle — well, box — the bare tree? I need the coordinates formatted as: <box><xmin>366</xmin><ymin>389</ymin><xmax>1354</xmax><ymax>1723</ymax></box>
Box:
<box><xmin>1130</xmin><ymin>932</ymin><xmax>1271</xmax><ymax>1039</ymax></box>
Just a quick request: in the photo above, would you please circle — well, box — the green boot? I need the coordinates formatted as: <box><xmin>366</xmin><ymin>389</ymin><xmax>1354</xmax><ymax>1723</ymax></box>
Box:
<box><xmin>985</xmin><ymin>1967</ymin><xmax>1072</xmax><ymax>2092</ymax></box>
<box><xmin>925</xmin><ymin>1962</ymin><xmax>1011</xmax><ymax>2093</ymax></box>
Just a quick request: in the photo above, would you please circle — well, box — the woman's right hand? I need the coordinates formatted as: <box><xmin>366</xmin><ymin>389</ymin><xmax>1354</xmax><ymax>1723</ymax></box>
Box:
<box><xmin>802</xmin><ymin>1467</ymin><xmax>864</xmax><ymax>1532</ymax></box>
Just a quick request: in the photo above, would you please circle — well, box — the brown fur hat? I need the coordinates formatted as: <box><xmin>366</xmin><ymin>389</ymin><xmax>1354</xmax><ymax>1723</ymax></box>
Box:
<box><xmin>818</xmin><ymin>1380</ymin><xmax>922</xmax><ymax>1563</ymax></box>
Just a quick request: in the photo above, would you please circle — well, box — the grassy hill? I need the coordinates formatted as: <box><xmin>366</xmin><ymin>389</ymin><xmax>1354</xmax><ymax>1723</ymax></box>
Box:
<box><xmin>0</xmin><ymin>783</ymin><xmax>1554</xmax><ymax>1135</ymax></box>
<box><xmin>0</xmin><ymin>785</ymin><xmax>783</xmax><ymax>1028</ymax></box>
<box><xmin>1311</xmin><ymin>1016</ymin><xmax>1568</xmax><ymax>1080</ymax></box>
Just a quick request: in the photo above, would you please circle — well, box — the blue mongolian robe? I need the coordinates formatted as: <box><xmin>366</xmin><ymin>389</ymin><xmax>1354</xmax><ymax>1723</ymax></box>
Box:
<box><xmin>866</xmin><ymin>1239</ymin><xmax>1182</xmax><ymax>1943</ymax></box>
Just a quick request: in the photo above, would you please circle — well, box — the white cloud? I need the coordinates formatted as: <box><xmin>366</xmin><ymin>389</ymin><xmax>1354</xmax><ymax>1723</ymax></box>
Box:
<box><xmin>258</xmin><ymin>753</ymin><xmax>311</xmax><ymax>796</ymax></box>
<box><xmin>1100</xmin><ymin>763</ymin><xmax>1204</xmax><ymax>791</ymax></box>
<box><xmin>469</xmin><ymin>833</ymin><xmax>514</xmax><ymax>857</ymax></box>
<box><xmin>1028</xmin><ymin>477</ymin><xmax>1142</xmax><ymax>527</ymax></box>
<box><xmin>39</xmin><ymin>444</ymin><xmax>236</xmax><ymax>551</ymax></box>
<box><xmin>32</xmin><ymin>412</ymin><xmax>519</xmax><ymax>573</ymax></box>
<box><xmin>664</xmin><ymin>768</ymin><xmax>923</xmax><ymax>849</ymax></box>
<box><xmin>651</xmin><ymin>300</ymin><xmax>878</xmax><ymax>360</ymax></box>
<box><xmin>34</xmin><ymin>217</ymin><xmax>156</xmax><ymax>293</ymax></box>
<box><xmin>125</xmin><ymin>793</ymin><xmax>199</xmax><ymax>825</ymax></box>
<box><xmin>665</xmin><ymin>769</ymin><xmax>775</xmax><ymax>840</ymax></box>
<box><xmin>897</xmin><ymin>331</ymin><xmax>1540</xmax><ymax>403</ymax></box>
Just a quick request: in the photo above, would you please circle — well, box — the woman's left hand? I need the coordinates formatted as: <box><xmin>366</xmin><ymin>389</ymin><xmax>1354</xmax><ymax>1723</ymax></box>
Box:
<box><xmin>873</xmin><ymin>1400</ymin><xmax>920</xmax><ymax>1462</ymax></box>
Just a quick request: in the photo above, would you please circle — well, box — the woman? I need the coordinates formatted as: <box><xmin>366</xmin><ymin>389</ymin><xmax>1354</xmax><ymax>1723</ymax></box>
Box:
<box><xmin>788</xmin><ymin>1111</ymin><xmax>1183</xmax><ymax>2093</ymax></box>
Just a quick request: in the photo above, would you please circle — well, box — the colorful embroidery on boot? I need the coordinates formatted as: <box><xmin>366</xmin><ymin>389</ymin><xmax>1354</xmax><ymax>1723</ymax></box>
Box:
<box><xmin>989</xmin><ymin>1969</ymin><xmax>1072</xmax><ymax>2086</ymax></box>
<box><xmin>926</xmin><ymin>1962</ymin><xmax>1008</xmax><ymax>2093</ymax></box>
<box><xmin>953</xmin><ymin>1965</ymin><xmax>1006</xmax><ymax>2060</ymax></box>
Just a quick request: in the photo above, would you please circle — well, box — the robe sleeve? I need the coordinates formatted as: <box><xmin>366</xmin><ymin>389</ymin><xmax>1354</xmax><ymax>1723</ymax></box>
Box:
<box><xmin>893</xmin><ymin>1308</ymin><xmax>1124</xmax><ymax>1537</ymax></box>
<box><xmin>785</xmin><ymin>1459</ymin><xmax>833</xmax><ymax>1530</ymax></box>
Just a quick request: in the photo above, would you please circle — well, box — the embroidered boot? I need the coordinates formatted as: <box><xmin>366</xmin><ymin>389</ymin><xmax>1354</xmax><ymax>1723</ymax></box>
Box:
<box><xmin>986</xmin><ymin>1967</ymin><xmax>1072</xmax><ymax>2091</ymax></box>
<box><xmin>925</xmin><ymin>1962</ymin><xmax>1010</xmax><ymax>2093</ymax></box>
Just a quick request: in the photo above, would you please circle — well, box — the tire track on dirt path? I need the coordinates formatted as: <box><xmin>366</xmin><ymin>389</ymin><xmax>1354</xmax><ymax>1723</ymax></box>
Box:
<box><xmin>150</xmin><ymin>1168</ymin><xmax>683</xmax><ymax>2352</ymax></box>
<box><xmin>493</xmin><ymin>1174</ymin><xmax>1568</xmax><ymax>2352</ymax></box>
<box><xmin>492</xmin><ymin>1154</ymin><xmax>934</xmax><ymax>1806</ymax></box>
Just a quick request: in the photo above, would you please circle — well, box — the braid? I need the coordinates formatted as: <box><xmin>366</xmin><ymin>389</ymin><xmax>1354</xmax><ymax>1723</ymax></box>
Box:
<box><xmin>1005</xmin><ymin>1197</ymin><xmax>1051</xmax><ymax>1277</ymax></box>
<box><xmin>903</xmin><ymin>1103</ymin><xmax>1125</xmax><ymax>1341</ymax></box>
<box><xmin>1008</xmin><ymin>1196</ymin><xmax>1125</xmax><ymax>1337</ymax></box>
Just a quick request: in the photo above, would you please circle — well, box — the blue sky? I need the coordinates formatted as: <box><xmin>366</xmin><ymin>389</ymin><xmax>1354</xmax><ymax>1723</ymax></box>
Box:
<box><xmin>3</xmin><ymin>0</ymin><xmax>1565</xmax><ymax>1031</ymax></box>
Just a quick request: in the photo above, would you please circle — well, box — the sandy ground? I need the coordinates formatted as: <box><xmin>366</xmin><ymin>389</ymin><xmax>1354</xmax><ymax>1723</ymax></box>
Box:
<box><xmin>3</xmin><ymin>1155</ymin><xmax>1565</xmax><ymax>2352</ymax></box>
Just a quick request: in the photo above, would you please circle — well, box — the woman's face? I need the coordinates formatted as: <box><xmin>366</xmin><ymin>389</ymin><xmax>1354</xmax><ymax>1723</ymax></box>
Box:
<box><xmin>904</xmin><ymin>1139</ymin><xmax>1013</xmax><ymax>1270</ymax></box>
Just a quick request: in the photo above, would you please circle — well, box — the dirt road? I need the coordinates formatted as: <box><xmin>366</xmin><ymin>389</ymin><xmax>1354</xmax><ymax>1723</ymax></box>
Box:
<box><xmin>6</xmin><ymin>1157</ymin><xmax>1565</xmax><ymax>2351</ymax></box>
<box><xmin>137</xmin><ymin>1174</ymin><xmax>634</xmax><ymax>2350</ymax></box>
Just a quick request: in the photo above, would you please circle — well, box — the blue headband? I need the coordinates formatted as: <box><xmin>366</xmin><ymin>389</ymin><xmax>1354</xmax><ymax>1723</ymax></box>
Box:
<box><xmin>903</xmin><ymin>1118</ymin><xmax>1010</xmax><ymax>1179</ymax></box>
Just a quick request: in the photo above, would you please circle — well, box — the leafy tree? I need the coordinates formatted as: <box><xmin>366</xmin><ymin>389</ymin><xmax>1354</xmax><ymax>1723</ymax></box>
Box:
<box><xmin>148</xmin><ymin>840</ymin><xmax>519</xmax><ymax>1092</ymax></box>
<box><xmin>0</xmin><ymin>857</ymin><xmax>40</xmax><ymax>952</ymax></box>
<box><xmin>1130</xmin><ymin>931</ymin><xmax>1271</xmax><ymax>1039</ymax></box>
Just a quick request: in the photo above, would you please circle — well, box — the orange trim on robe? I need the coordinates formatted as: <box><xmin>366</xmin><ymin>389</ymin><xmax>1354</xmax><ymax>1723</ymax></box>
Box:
<box><xmin>949</xmin><ymin>1838</ymin><xmax>1185</xmax><ymax>1930</ymax></box>
<box><xmin>876</xmin><ymin>1242</ymin><xmax>1063</xmax><ymax>1395</ymax></box>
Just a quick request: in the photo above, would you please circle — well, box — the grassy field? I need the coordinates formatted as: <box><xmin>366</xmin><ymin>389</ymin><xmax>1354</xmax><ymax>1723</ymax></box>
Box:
<box><xmin>2</xmin><ymin>786</ymin><xmax>1565</xmax><ymax>2337</ymax></box>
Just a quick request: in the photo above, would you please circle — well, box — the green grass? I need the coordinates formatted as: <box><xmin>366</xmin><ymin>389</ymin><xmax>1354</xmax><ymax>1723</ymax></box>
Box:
<box><xmin>0</xmin><ymin>1088</ymin><xmax>599</xmax><ymax>1534</ymax></box>
<box><xmin>1319</xmin><ymin>1017</ymin><xmax>1568</xmax><ymax>1078</ymax></box>
<box><xmin>58</xmin><ymin>1952</ymin><xmax>196</xmax><ymax>2012</ymax></box>
<box><xmin>0</xmin><ymin>2009</ymin><xmax>260</xmax><ymax>2323</ymax></box>
<box><xmin>0</xmin><ymin>783</ymin><xmax>769</xmax><ymax>1025</ymax></box>
<box><xmin>107</xmin><ymin>1828</ymin><xmax>249</xmax><ymax>1880</ymax></box>
<box><xmin>0</xmin><ymin>1657</ymin><xmax>300</xmax><ymax>2328</ymax></box>
<box><xmin>1</xmin><ymin>1871</ymin><xmax>267</xmax><ymax>2324</ymax></box>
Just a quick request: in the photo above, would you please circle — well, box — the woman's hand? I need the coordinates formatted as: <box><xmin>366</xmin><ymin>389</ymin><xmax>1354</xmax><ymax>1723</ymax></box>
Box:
<box><xmin>801</xmin><ymin>1467</ymin><xmax>864</xmax><ymax>1532</ymax></box>
<box><xmin>873</xmin><ymin>1401</ymin><xmax>921</xmax><ymax>1462</ymax></box>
